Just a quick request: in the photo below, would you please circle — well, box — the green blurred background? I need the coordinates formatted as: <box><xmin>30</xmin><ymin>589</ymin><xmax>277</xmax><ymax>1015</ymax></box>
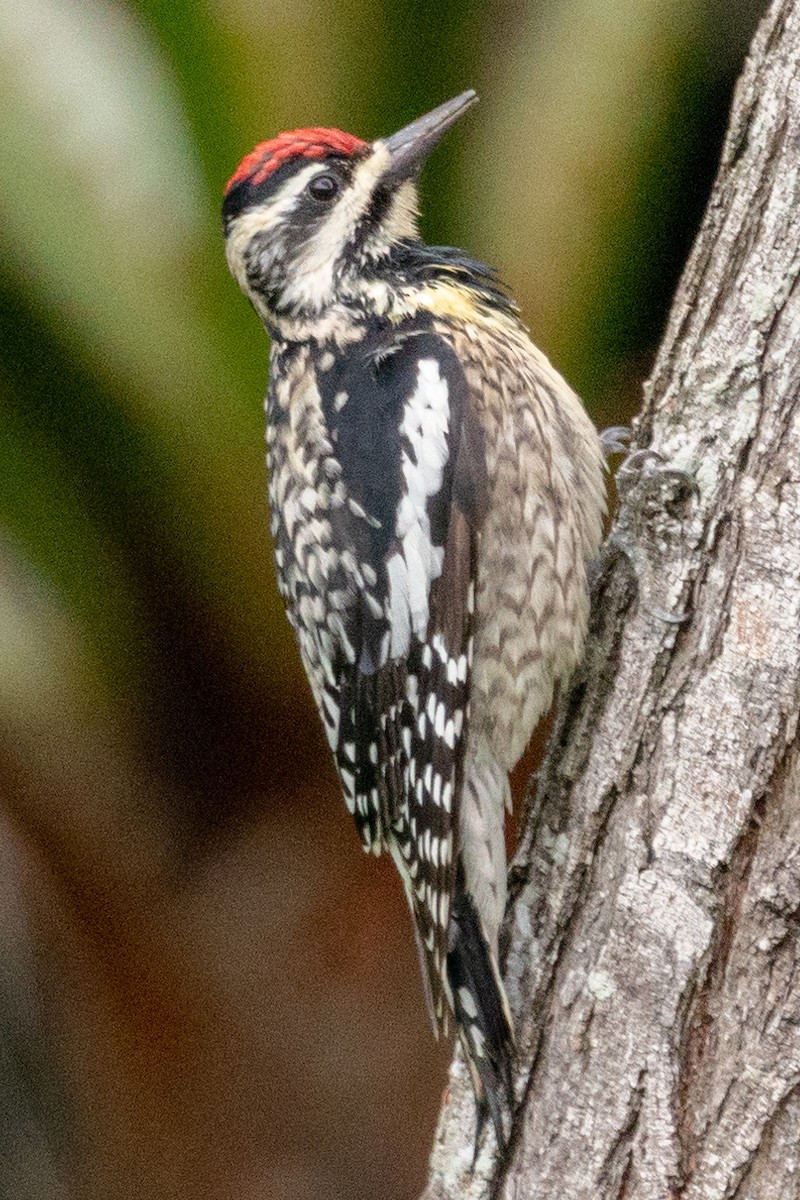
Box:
<box><xmin>0</xmin><ymin>0</ymin><xmax>762</xmax><ymax>1197</ymax></box>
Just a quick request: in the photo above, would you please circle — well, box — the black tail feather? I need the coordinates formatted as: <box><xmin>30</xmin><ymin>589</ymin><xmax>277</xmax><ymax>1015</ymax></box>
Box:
<box><xmin>447</xmin><ymin>869</ymin><xmax>515</xmax><ymax>1155</ymax></box>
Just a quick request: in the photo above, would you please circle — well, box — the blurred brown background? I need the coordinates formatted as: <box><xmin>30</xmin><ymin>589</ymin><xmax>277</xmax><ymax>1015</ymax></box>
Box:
<box><xmin>0</xmin><ymin>1</ymin><xmax>763</xmax><ymax>1197</ymax></box>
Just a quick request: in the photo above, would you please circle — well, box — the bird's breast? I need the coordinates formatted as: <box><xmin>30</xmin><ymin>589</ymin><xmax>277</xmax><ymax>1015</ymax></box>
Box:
<box><xmin>436</xmin><ymin>316</ymin><xmax>607</xmax><ymax>771</ymax></box>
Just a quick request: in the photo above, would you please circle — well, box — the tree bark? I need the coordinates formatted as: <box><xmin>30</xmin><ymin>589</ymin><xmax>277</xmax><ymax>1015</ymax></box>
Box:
<box><xmin>422</xmin><ymin>2</ymin><xmax>800</xmax><ymax>1197</ymax></box>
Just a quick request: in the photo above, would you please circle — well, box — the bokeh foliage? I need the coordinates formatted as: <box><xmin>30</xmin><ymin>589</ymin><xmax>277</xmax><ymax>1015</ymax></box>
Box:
<box><xmin>0</xmin><ymin>1</ymin><xmax>763</xmax><ymax>1197</ymax></box>
<box><xmin>0</xmin><ymin>0</ymin><xmax>760</xmax><ymax>713</ymax></box>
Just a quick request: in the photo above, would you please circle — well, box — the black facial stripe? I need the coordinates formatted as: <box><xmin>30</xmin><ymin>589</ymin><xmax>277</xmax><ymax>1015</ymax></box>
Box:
<box><xmin>361</xmin><ymin>186</ymin><xmax>392</xmax><ymax>234</ymax></box>
<box><xmin>222</xmin><ymin>152</ymin><xmax>364</xmax><ymax>227</ymax></box>
<box><xmin>340</xmin><ymin>187</ymin><xmax>397</xmax><ymax>262</ymax></box>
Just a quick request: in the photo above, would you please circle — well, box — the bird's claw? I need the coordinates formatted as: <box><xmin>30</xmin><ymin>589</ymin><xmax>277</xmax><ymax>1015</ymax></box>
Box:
<box><xmin>600</xmin><ymin>425</ymin><xmax>632</xmax><ymax>458</ymax></box>
<box><xmin>606</xmin><ymin>443</ymin><xmax>700</xmax><ymax>629</ymax></box>
<box><xmin>616</xmin><ymin>446</ymin><xmax>699</xmax><ymax>503</ymax></box>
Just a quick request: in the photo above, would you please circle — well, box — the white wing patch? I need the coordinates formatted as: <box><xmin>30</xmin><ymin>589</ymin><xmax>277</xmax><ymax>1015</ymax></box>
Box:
<box><xmin>386</xmin><ymin>552</ymin><xmax>411</xmax><ymax>657</ymax></box>
<box><xmin>384</xmin><ymin>357</ymin><xmax>450</xmax><ymax>658</ymax></box>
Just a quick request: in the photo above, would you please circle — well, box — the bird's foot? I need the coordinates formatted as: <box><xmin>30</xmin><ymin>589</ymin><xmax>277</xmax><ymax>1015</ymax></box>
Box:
<box><xmin>608</xmin><ymin>444</ymin><xmax>699</xmax><ymax>625</ymax></box>
<box><xmin>599</xmin><ymin>425</ymin><xmax>631</xmax><ymax>458</ymax></box>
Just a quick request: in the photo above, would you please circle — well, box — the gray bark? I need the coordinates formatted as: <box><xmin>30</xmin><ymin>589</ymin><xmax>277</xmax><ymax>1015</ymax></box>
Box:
<box><xmin>422</xmin><ymin>1</ymin><xmax>800</xmax><ymax>1197</ymax></box>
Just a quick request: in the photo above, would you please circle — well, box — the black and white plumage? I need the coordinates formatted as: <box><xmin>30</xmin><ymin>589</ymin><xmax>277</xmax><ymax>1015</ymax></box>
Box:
<box><xmin>223</xmin><ymin>92</ymin><xmax>607</xmax><ymax>1148</ymax></box>
<box><xmin>267</xmin><ymin>327</ymin><xmax>485</xmax><ymax>1037</ymax></box>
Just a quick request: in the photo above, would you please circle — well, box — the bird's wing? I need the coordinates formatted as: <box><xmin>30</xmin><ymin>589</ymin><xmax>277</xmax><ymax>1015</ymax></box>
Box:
<box><xmin>319</xmin><ymin>328</ymin><xmax>487</xmax><ymax>1030</ymax></box>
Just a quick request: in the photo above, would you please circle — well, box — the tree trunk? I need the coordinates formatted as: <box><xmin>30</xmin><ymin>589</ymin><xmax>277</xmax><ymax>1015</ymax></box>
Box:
<box><xmin>422</xmin><ymin>2</ymin><xmax>800</xmax><ymax>1197</ymax></box>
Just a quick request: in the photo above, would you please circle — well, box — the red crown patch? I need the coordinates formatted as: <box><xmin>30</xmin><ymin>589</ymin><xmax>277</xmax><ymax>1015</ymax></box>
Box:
<box><xmin>225</xmin><ymin>128</ymin><xmax>367</xmax><ymax>195</ymax></box>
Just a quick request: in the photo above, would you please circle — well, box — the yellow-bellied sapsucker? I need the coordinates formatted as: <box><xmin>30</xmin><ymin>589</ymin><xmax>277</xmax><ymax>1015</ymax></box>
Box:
<box><xmin>222</xmin><ymin>91</ymin><xmax>606</xmax><ymax>1146</ymax></box>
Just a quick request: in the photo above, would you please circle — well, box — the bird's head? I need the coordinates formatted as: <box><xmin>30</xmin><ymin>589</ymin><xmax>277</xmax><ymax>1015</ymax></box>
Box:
<box><xmin>222</xmin><ymin>91</ymin><xmax>478</xmax><ymax>339</ymax></box>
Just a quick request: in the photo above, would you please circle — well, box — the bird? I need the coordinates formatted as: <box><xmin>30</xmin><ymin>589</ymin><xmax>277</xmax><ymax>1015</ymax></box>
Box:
<box><xmin>222</xmin><ymin>90</ymin><xmax>607</xmax><ymax>1148</ymax></box>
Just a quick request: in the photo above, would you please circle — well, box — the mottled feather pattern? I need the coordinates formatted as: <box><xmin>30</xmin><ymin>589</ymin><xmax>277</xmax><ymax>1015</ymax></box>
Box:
<box><xmin>402</xmin><ymin>505</ymin><xmax>476</xmax><ymax>1030</ymax></box>
<box><xmin>439</xmin><ymin>316</ymin><xmax>607</xmax><ymax>774</ymax></box>
<box><xmin>265</xmin><ymin>302</ymin><xmax>605</xmax><ymax>1052</ymax></box>
<box><xmin>267</xmin><ymin>329</ymin><xmax>488</xmax><ymax>1030</ymax></box>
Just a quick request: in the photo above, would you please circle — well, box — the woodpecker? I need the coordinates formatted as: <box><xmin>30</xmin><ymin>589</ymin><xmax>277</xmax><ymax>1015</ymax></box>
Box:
<box><xmin>223</xmin><ymin>91</ymin><xmax>606</xmax><ymax>1147</ymax></box>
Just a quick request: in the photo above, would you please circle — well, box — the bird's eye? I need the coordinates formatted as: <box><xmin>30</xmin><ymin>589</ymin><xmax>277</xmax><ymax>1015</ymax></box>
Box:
<box><xmin>308</xmin><ymin>173</ymin><xmax>339</xmax><ymax>202</ymax></box>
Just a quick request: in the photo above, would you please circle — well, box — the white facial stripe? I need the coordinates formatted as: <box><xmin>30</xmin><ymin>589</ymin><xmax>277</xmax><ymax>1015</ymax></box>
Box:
<box><xmin>225</xmin><ymin>206</ymin><xmax>268</xmax><ymax>294</ymax></box>
<box><xmin>280</xmin><ymin>145</ymin><xmax>392</xmax><ymax>311</ymax></box>
<box><xmin>224</xmin><ymin>159</ymin><xmax>325</xmax><ymax>292</ymax></box>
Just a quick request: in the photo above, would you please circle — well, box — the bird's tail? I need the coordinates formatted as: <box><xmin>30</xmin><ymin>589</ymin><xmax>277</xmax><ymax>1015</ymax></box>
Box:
<box><xmin>447</xmin><ymin>866</ymin><xmax>515</xmax><ymax>1153</ymax></box>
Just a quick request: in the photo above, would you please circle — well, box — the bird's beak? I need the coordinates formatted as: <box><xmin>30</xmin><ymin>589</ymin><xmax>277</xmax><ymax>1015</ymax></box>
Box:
<box><xmin>378</xmin><ymin>90</ymin><xmax>478</xmax><ymax>184</ymax></box>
